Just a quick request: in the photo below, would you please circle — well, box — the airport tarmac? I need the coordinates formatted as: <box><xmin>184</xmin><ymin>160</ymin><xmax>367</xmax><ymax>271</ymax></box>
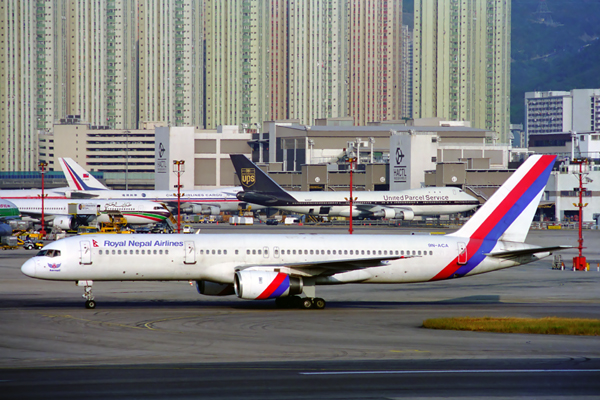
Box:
<box><xmin>1</xmin><ymin>226</ymin><xmax>599</xmax><ymax>398</ymax></box>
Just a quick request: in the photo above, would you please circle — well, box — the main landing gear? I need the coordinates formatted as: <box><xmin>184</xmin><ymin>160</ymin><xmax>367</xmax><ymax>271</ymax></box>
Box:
<box><xmin>275</xmin><ymin>296</ymin><xmax>326</xmax><ymax>310</ymax></box>
<box><xmin>77</xmin><ymin>280</ymin><xmax>96</xmax><ymax>309</ymax></box>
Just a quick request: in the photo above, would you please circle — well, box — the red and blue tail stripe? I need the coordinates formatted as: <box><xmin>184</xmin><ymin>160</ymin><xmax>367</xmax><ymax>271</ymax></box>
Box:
<box><xmin>256</xmin><ymin>273</ymin><xmax>291</xmax><ymax>299</ymax></box>
<box><xmin>63</xmin><ymin>162</ymin><xmax>102</xmax><ymax>191</ymax></box>
<box><xmin>431</xmin><ymin>155</ymin><xmax>556</xmax><ymax>281</ymax></box>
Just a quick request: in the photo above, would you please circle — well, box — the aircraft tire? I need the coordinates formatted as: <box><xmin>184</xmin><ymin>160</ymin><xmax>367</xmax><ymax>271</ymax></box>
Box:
<box><xmin>85</xmin><ymin>300</ymin><xmax>96</xmax><ymax>309</ymax></box>
<box><xmin>301</xmin><ymin>298</ymin><xmax>313</xmax><ymax>310</ymax></box>
<box><xmin>313</xmin><ymin>298</ymin><xmax>326</xmax><ymax>310</ymax></box>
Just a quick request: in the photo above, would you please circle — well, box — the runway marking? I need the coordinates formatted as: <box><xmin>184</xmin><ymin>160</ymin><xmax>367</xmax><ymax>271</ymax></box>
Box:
<box><xmin>38</xmin><ymin>313</ymin><xmax>147</xmax><ymax>331</ymax></box>
<box><xmin>299</xmin><ymin>369</ymin><xmax>600</xmax><ymax>376</ymax></box>
<box><xmin>390</xmin><ymin>350</ymin><xmax>430</xmax><ymax>353</ymax></box>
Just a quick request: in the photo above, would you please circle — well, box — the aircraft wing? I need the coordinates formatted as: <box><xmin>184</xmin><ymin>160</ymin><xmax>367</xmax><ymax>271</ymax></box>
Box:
<box><xmin>355</xmin><ymin>204</ymin><xmax>414</xmax><ymax>219</ymax></box>
<box><xmin>236</xmin><ymin>254</ymin><xmax>420</xmax><ymax>277</ymax></box>
<box><xmin>69</xmin><ymin>192</ymin><xmax>100</xmax><ymax>199</ymax></box>
<box><xmin>484</xmin><ymin>245</ymin><xmax>573</xmax><ymax>259</ymax></box>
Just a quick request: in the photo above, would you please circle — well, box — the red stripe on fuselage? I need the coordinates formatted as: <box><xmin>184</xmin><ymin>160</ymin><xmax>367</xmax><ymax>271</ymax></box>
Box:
<box><xmin>256</xmin><ymin>273</ymin><xmax>287</xmax><ymax>300</ymax></box>
<box><xmin>430</xmin><ymin>156</ymin><xmax>554</xmax><ymax>281</ymax></box>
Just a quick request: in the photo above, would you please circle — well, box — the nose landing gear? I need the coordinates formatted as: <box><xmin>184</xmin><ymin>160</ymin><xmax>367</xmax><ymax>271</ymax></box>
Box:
<box><xmin>77</xmin><ymin>280</ymin><xmax>95</xmax><ymax>309</ymax></box>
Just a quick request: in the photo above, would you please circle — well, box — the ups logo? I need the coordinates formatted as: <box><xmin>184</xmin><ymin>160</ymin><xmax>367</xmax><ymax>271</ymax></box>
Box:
<box><xmin>241</xmin><ymin>168</ymin><xmax>256</xmax><ymax>187</ymax></box>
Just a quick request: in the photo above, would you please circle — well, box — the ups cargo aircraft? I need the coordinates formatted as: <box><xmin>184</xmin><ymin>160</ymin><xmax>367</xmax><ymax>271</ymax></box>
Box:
<box><xmin>230</xmin><ymin>154</ymin><xmax>479</xmax><ymax>220</ymax></box>
<box><xmin>21</xmin><ymin>155</ymin><xmax>568</xmax><ymax>310</ymax></box>
<box><xmin>59</xmin><ymin>157</ymin><xmax>246</xmax><ymax>214</ymax></box>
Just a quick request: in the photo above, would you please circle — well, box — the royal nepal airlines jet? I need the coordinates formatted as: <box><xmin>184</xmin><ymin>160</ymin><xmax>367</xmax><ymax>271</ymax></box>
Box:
<box><xmin>21</xmin><ymin>155</ymin><xmax>567</xmax><ymax>310</ymax></box>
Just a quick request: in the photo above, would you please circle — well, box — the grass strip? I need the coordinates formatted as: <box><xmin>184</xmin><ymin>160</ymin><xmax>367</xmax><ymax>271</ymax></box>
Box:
<box><xmin>422</xmin><ymin>317</ymin><xmax>600</xmax><ymax>336</ymax></box>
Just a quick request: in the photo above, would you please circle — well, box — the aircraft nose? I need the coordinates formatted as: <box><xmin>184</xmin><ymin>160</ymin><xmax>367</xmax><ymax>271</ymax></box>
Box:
<box><xmin>21</xmin><ymin>259</ymin><xmax>36</xmax><ymax>277</ymax></box>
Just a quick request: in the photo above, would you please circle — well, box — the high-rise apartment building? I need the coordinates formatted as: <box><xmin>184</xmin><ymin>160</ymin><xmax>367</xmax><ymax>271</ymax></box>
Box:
<box><xmin>287</xmin><ymin>0</ymin><xmax>350</xmax><ymax>125</ymax></box>
<box><xmin>401</xmin><ymin>24</ymin><xmax>413</xmax><ymax>120</ymax></box>
<box><xmin>0</xmin><ymin>1</ymin><xmax>38</xmax><ymax>170</ymax></box>
<box><xmin>525</xmin><ymin>89</ymin><xmax>600</xmax><ymax>136</ymax></box>
<box><xmin>139</xmin><ymin>0</ymin><xmax>204</xmax><ymax>129</ymax></box>
<box><xmin>348</xmin><ymin>0</ymin><xmax>403</xmax><ymax>126</ymax></box>
<box><xmin>2</xmin><ymin>0</ymin><xmax>409</xmax><ymax>171</ymax></box>
<box><xmin>204</xmin><ymin>0</ymin><xmax>269</xmax><ymax>130</ymax></box>
<box><xmin>413</xmin><ymin>0</ymin><xmax>511</xmax><ymax>143</ymax></box>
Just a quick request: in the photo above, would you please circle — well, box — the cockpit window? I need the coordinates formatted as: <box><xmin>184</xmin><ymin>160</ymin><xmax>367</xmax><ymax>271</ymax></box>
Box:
<box><xmin>35</xmin><ymin>249</ymin><xmax>61</xmax><ymax>258</ymax></box>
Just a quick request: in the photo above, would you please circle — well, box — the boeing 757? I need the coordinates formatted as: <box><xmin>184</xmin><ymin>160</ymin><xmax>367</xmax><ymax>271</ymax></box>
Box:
<box><xmin>230</xmin><ymin>154</ymin><xmax>479</xmax><ymax>220</ymax></box>
<box><xmin>59</xmin><ymin>158</ymin><xmax>246</xmax><ymax>214</ymax></box>
<box><xmin>21</xmin><ymin>155</ymin><xmax>566</xmax><ymax>310</ymax></box>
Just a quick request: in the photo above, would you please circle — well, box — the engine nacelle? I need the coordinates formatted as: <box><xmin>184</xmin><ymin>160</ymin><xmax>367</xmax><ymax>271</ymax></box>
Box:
<box><xmin>183</xmin><ymin>204</ymin><xmax>220</xmax><ymax>215</ymax></box>
<box><xmin>234</xmin><ymin>270</ymin><xmax>303</xmax><ymax>300</ymax></box>
<box><xmin>202</xmin><ymin>206</ymin><xmax>221</xmax><ymax>215</ymax></box>
<box><xmin>373</xmin><ymin>208</ymin><xmax>415</xmax><ymax>220</ymax></box>
<box><xmin>48</xmin><ymin>215</ymin><xmax>74</xmax><ymax>230</ymax></box>
<box><xmin>396</xmin><ymin>209</ymin><xmax>415</xmax><ymax>220</ymax></box>
<box><xmin>196</xmin><ymin>280</ymin><xmax>235</xmax><ymax>296</ymax></box>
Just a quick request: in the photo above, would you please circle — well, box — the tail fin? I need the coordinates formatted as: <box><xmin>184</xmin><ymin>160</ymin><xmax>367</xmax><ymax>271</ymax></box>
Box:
<box><xmin>229</xmin><ymin>155</ymin><xmax>296</xmax><ymax>202</ymax></box>
<box><xmin>59</xmin><ymin>158</ymin><xmax>109</xmax><ymax>190</ymax></box>
<box><xmin>450</xmin><ymin>154</ymin><xmax>556</xmax><ymax>243</ymax></box>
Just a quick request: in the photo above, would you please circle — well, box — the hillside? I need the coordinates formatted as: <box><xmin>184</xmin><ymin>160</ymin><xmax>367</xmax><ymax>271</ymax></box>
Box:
<box><xmin>511</xmin><ymin>0</ymin><xmax>600</xmax><ymax>124</ymax></box>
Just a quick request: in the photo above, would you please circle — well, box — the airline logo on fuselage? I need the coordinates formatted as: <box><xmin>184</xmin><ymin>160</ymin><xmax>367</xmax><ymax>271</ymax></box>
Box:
<box><xmin>383</xmin><ymin>194</ymin><xmax>450</xmax><ymax>201</ymax></box>
<box><xmin>102</xmin><ymin>240</ymin><xmax>184</xmax><ymax>248</ymax></box>
<box><xmin>241</xmin><ymin>168</ymin><xmax>256</xmax><ymax>188</ymax></box>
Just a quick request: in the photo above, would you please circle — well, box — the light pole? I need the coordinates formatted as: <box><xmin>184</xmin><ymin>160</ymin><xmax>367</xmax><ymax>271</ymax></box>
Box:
<box><xmin>39</xmin><ymin>161</ymin><xmax>47</xmax><ymax>238</ymax></box>
<box><xmin>125</xmin><ymin>130</ymin><xmax>130</xmax><ymax>190</ymax></box>
<box><xmin>347</xmin><ymin>154</ymin><xmax>356</xmax><ymax>235</ymax></box>
<box><xmin>173</xmin><ymin>160</ymin><xmax>185</xmax><ymax>233</ymax></box>
<box><xmin>572</xmin><ymin>159</ymin><xmax>588</xmax><ymax>270</ymax></box>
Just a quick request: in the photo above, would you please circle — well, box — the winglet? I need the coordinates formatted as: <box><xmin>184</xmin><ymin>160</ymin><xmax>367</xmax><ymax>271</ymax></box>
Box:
<box><xmin>59</xmin><ymin>158</ymin><xmax>109</xmax><ymax>190</ymax></box>
<box><xmin>450</xmin><ymin>154</ymin><xmax>556</xmax><ymax>243</ymax></box>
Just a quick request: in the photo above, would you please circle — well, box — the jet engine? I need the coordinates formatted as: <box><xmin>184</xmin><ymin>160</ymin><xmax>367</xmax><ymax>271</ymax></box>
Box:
<box><xmin>372</xmin><ymin>208</ymin><xmax>415</xmax><ymax>220</ymax></box>
<box><xmin>234</xmin><ymin>270</ymin><xmax>303</xmax><ymax>300</ymax></box>
<box><xmin>48</xmin><ymin>215</ymin><xmax>75</xmax><ymax>230</ymax></box>
<box><xmin>195</xmin><ymin>280</ymin><xmax>235</xmax><ymax>296</ymax></box>
<box><xmin>183</xmin><ymin>204</ymin><xmax>221</xmax><ymax>215</ymax></box>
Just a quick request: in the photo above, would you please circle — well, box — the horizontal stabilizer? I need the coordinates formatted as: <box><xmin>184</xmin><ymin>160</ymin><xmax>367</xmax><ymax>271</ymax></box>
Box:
<box><xmin>484</xmin><ymin>245</ymin><xmax>573</xmax><ymax>259</ymax></box>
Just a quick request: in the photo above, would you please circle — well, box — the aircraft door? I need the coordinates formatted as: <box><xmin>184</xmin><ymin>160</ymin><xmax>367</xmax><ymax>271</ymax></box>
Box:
<box><xmin>80</xmin><ymin>240</ymin><xmax>92</xmax><ymax>265</ymax></box>
<box><xmin>457</xmin><ymin>242</ymin><xmax>467</xmax><ymax>265</ymax></box>
<box><xmin>184</xmin><ymin>241</ymin><xmax>196</xmax><ymax>264</ymax></box>
<box><xmin>273</xmin><ymin>246</ymin><xmax>280</xmax><ymax>258</ymax></box>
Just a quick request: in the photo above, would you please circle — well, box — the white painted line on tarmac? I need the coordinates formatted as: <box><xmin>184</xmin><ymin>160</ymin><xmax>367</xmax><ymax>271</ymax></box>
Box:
<box><xmin>300</xmin><ymin>369</ymin><xmax>600</xmax><ymax>375</ymax></box>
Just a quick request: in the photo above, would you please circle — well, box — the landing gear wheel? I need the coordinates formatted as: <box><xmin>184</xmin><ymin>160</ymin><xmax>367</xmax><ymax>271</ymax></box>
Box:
<box><xmin>312</xmin><ymin>298</ymin><xmax>326</xmax><ymax>310</ymax></box>
<box><xmin>85</xmin><ymin>300</ymin><xmax>96</xmax><ymax>309</ymax></box>
<box><xmin>301</xmin><ymin>298</ymin><xmax>313</xmax><ymax>309</ymax></box>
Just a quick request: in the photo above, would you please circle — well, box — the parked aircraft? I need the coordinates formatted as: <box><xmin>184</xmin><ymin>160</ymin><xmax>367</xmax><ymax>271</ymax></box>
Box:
<box><xmin>230</xmin><ymin>154</ymin><xmax>479</xmax><ymax>220</ymax></box>
<box><xmin>59</xmin><ymin>158</ymin><xmax>246</xmax><ymax>214</ymax></box>
<box><xmin>0</xmin><ymin>199</ymin><xmax>21</xmax><ymax>236</ymax></box>
<box><xmin>21</xmin><ymin>155</ymin><xmax>565</xmax><ymax>310</ymax></box>
<box><xmin>14</xmin><ymin>198</ymin><xmax>172</xmax><ymax>230</ymax></box>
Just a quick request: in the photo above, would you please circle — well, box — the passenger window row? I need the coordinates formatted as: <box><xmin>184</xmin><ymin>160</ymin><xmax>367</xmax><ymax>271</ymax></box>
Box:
<box><xmin>98</xmin><ymin>249</ymin><xmax>169</xmax><ymax>255</ymax></box>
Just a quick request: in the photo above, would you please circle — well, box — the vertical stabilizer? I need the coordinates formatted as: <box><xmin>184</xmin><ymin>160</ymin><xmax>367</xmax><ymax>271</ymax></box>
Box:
<box><xmin>229</xmin><ymin>155</ymin><xmax>297</xmax><ymax>202</ymax></box>
<box><xmin>59</xmin><ymin>158</ymin><xmax>109</xmax><ymax>190</ymax></box>
<box><xmin>450</xmin><ymin>155</ymin><xmax>556</xmax><ymax>243</ymax></box>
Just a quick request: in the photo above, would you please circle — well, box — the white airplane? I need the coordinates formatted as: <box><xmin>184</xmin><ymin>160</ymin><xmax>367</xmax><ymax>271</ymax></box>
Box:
<box><xmin>21</xmin><ymin>155</ymin><xmax>566</xmax><ymax>310</ymax></box>
<box><xmin>0</xmin><ymin>187</ymin><xmax>71</xmax><ymax>200</ymax></box>
<box><xmin>14</xmin><ymin>198</ymin><xmax>172</xmax><ymax>230</ymax></box>
<box><xmin>230</xmin><ymin>155</ymin><xmax>480</xmax><ymax>220</ymax></box>
<box><xmin>59</xmin><ymin>157</ymin><xmax>246</xmax><ymax>214</ymax></box>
